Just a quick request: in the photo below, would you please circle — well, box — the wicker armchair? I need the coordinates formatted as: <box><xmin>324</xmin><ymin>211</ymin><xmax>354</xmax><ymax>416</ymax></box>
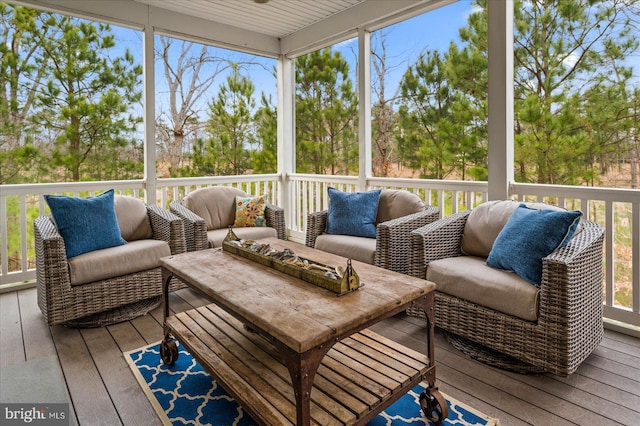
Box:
<box><xmin>305</xmin><ymin>189</ymin><xmax>440</xmax><ymax>274</ymax></box>
<box><xmin>170</xmin><ymin>186</ymin><xmax>286</xmax><ymax>251</ymax></box>
<box><xmin>35</xmin><ymin>198</ymin><xmax>187</xmax><ymax>327</ymax></box>
<box><xmin>407</xmin><ymin>201</ymin><xmax>605</xmax><ymax>376</ymax></box>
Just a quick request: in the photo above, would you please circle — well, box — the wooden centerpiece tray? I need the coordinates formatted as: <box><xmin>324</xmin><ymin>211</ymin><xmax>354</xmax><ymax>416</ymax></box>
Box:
<box><xmin>221</xmin><ymin>229</ymin><xmax>361</xmax><ymax>296</ymax></box>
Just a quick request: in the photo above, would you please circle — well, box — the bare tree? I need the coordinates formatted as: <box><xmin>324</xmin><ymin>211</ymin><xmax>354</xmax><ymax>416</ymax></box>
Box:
<box><xmin>371</xmin><ymin>30</ymin><xmax>408</xmax><ymax>177</ymax></box>
<box><xmin>155</xmin><ymin>36</ymin><xmax>234</xmax><ymax>174</ymax></box>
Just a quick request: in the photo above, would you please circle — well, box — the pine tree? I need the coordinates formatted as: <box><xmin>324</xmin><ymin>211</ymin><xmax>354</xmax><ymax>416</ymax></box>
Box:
<box><xmin>513</xmin><ymin>0</ymin><xmax>639</xmax><ymax>184</ymax></box>
<box><xmin>32</xmin><ymin>16</ymin><xmax>142</xmax><ymax>181</ymax></box>
<box><xmin>296</xmin><ymin>48</ymin><xmax>358</xmax><ymax>175</ymax></box>
<box><xmin>0</xmin><ymin>4</ymin><xmax>57</xmax><ymax>183</ymax></box>
<box><xmin>252</xmin><ymin>92</ymin><xmax>277</xmax><ymax>173</ymax></box>
<box><xmin>191</xmin><ymin>65</ymin><xmax>256</xmax><ymax>176</ymax></box>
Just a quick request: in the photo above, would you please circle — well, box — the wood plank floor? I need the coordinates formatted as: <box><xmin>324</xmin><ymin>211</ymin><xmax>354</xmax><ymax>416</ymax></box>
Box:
<box><xmin>1</xmin><ymin>287</ymin><xmax>639</xmax><ymax>426</ymax></box>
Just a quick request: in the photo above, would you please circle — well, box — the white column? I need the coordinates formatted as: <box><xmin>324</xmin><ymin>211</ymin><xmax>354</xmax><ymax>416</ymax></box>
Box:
<box><xmin>487</xmin><ymin>0</ymin><xmax>514</xmax><ymax>201</ymax></box>
<box><xmin>143</xmin><ymin>16</ymin><xmax>157</xmax><ymax>204</ymax></box>
<box><xmin>277</xmin><ymin>55</ymin><xmax>295</xmax><ymax>235</ymax></box>
<box><xmin>358</xmin><ymin>28</ymin><xmax>372</xmax><ymax>191</ymax></box>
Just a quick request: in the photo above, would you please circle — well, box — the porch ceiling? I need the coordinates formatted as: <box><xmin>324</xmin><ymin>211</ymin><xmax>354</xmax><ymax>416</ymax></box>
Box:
<box><xmin>130</xmin><ymin>0</ymin><xmax>441</xmax><ymax>56</ymax></box>
<box><xmin>132</xmin><ymin>0</ymin><xmax>366</xmax><ymax>39</ymax></box>
<box><xmin>12</xmin><ymin>0</ymin><xmax>444</xmax><ymax>56</ymax></box>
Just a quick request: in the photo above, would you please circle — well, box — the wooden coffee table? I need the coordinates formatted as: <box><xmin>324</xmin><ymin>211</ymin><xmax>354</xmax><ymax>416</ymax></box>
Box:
<box><xmin>159</xmin><ymin>238</ymin><xmax>446</xmax><ymax>425</ymax></box>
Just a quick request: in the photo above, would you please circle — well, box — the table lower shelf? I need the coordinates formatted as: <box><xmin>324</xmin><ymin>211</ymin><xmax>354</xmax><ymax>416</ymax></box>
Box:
<box><xmin>164</xmin><ymin>303</ymin><xmax>431</xmax><ymax>426</ymax></box>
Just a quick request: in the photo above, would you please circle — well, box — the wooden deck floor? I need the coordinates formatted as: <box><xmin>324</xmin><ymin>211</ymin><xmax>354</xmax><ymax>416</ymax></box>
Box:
<box><xmin>1</xmin><ymin>286</ymin><xmax>639</xmax><ymax>425</ymax></box>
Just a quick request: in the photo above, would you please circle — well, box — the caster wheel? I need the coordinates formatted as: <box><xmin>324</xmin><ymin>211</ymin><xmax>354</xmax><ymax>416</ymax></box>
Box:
<box><xmin>420</xmin><ymin>388</ymin><xmax>448</xmax><ymax>423</ymax></box>
<box><xmin>160</xmin><ymin>339</ymin><xmax>178</xmax><ymax>365</ymax></box>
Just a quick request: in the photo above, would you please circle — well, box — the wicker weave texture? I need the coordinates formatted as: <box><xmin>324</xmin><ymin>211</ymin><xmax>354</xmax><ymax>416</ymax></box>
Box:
<box><xmin>407</xmin><ymin>213</ymin><xmax>605</xmax><ymax>376</ymax></box>
<box><xmin>305</xmin><ymin>206</ymin><xmax>440</xmax><ymax>274</ymax></box>
<box><xmin>34</xmin><ymin>205</ymin><xmax>187</xmax><ymax>326</ymax></box>
<box><xmin>170</xmin><ymin>199</ymin><xmax>287</xmax><ymax>251</ymax></box>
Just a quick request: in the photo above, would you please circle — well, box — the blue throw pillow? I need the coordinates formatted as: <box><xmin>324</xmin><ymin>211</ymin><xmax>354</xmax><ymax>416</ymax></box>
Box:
<box><xmin>44</xmin><ymin>189</ymin><xmax>127</xmax><ymax>259</ymax></box>
<box><xmin>325</xmin><ymin>187</ymin><xmax>381</xmax><ymax>239</ymax></box>
<box><xmin>486</xmin><ymin>204</ymin><xmax>582</xmax><ymax>286</ymax></box>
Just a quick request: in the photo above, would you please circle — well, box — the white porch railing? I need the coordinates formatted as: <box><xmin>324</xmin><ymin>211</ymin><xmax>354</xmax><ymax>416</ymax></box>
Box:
<box><xmin>1</xmin><ymin>175</ymin><xmax>638</xmax><ymax>331</ymax></box>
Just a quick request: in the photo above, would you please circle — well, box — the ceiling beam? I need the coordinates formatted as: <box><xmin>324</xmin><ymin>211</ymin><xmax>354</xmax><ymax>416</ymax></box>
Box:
<box><xmin>280</xmin><ymin>0</ymin><xmax>452</xmax><ymax>57</ymax></box>
<box><xmin>9</xmin><ymin>0</ymin><xmax>280</xmax><ymax>57</ymax></box>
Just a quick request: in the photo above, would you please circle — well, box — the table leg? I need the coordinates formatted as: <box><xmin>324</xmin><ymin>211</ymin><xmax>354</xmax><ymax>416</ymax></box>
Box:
<box><xmin>278</xmin><ymin>344</ymin><xmax>331</xmax><ymax>426</ymax></box>
<box><xmin>161</xmin><ymin>269</ymin><xmax>174</xmax><ymax>327</ymax></box>
<box><xmin>414</xmin><ymin>292</ymin><xmax>448</xmax><ymax>422</ymax></box>
<box><xmin>160</xmin><ymin>269</ymin><xmax>178</xmax><ymax>365</ymax></box>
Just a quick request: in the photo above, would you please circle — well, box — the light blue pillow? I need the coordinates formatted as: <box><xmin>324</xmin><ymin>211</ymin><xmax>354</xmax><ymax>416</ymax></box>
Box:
<box><xmin>325</xmin><ymin>187</ymin><xmax>381</xmax><ymax>239</ymax></box>
<box><xmin>44</xmin><ymin>189</ymin><xmax>127</xmax><ymax>259</ymax></box>
<box><xmin>486</xmin><ymin>204</ymin><xmax>582</xmax><ymax>286</ymax></box>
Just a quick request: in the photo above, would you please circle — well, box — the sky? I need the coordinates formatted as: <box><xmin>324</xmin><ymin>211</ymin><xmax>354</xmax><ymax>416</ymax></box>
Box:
<box><xmin>334</xmin><ymin>1</ymin><xmax>476</xmax><ymax>101</ymax></box>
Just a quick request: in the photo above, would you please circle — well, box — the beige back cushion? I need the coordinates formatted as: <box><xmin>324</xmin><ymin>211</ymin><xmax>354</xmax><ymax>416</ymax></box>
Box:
<box><xmin>114</xmin><ymin>195</ymin><xmax>152</xmax><ymax>242</ymax></box>
<box><xmin>461</xmin><ymin>200</ymin><xmax>569</xmax><ymax>258</ymax></box>
<box><xmin>183</xmin><ymin>186</ymin><xmax>248</xmax><ymax>230</ymax></box>
<box><xmin>376</xmin><ymin>189</ymin><xmax>424</xmax><ymax>224</ymax></box>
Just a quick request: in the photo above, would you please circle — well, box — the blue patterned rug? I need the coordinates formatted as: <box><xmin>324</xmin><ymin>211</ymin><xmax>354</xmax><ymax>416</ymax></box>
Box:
<box><xmin>125</xmin><ymin>342</ymin><xmax>498</xmax><ymax>426</ymax></box>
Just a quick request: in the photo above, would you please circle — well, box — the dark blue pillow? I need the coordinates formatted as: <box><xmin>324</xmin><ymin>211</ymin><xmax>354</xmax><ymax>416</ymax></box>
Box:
<box><xmin>486</xmin><ymin>204</ymin><xmax>582</xmax><ymax>286</ymax></box>
<box><xmin>44</xmin><ymin>189</ymin><xmax>126</xmax><ymax>259</ymax></box>
<box><xmin>325</xmin><ymin>187</ymin><xmax>381</xmax><ymax>239</ymax></box>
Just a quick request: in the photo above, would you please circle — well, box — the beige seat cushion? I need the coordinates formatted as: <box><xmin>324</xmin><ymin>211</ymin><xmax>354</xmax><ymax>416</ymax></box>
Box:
<box><xmin>206</xmin><ymin>227</ymin><xmax>277</xmax><ymax>248</ymax></box>
<box><xmin>314</xmin><ymin>234</ymin><xmax>376</xmax><ymax>265</ymax></box>
<box><xmin>114</xmin><ymin>195</ymin><xmax>153</xmax><ymax>242</ymax></box>
<box><xmin>427</xmin><ymin>256</ymin><xmax>539</xmax><ymax>321</ymax></box>
<box><xmin>182</xmin><ymin>187</ymin><xmax>248</xmax><ymax>231</ymax></box>
<box><xmin>461</xmin><ymin>200</ymin><xmax>570</xmax><ymax>258</ymax></box>
<box><xmin>69</xmin><ymin>239</ymin><xmax>170</xmax><ymax>286</ymax></box>
<box><xmin>376</xmin><ymin>189</ymin><xmax>424</xmax><ymax>224</ymax></box>
<box><xmin>461</xmin><ymin>200</ymin><xmax>519</xmax><ymax>257</ymax></box>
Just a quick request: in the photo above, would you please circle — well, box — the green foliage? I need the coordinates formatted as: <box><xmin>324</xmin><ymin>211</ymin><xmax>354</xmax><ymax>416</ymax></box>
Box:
<box><xmin>295</xmin><ymin>48</ymin><xmax>358</xmax><ymax>175</ymax></box>
<box><xmin>1</xmin><ymin>3</ymin><xmax>143</xmax><ymax>183</ymax></box>
<box><xmin>397</xmin><ymin>47</ymin><xmax>487</xmax><ymax>180</ymax></box>
<box><xmin>182</xmin><ymin>65</ymin><xmax>256</xmax><ymax>176</ymax></box>
<box><xmin>252</xmin><ymin>93</ymin><xmax>277</xmax><ymax>173</ymax></box>
<box><xmin>393</xmin><ymin>0</ymin><xmax>638</xmax><ymax>185</ymax></box>
<box><xmin>0</xmin><ymin>3</ymin><xmax>53</xmax><ymax>183</ymax></box>
<box><xmin>1</xmin><ymin>0</ymin><xmax>639</xmax><ymax>187</ymax></box>
<box><xmin>513</xmin><ymin>0</ymin><xmax>639</xmax><ymax>185</ymax></box>
<box><xmin>396</xmin><ymin>4</ymin><xmax>488</xmax><ymax>180</ymax></box>
<box><xmin>32</xmin><ymin>16</ymin><xmax>143</xmax><ymax>181</ymax></box>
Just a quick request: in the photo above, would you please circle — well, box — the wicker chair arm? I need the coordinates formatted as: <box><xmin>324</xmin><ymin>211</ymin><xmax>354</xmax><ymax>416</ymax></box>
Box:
<box><xmin>305</xmin><ymin>210</ymin><xmax>329</xmax><ymax>247</ymax></box>
<box><xmin>374</xmin><ymin>206</ymin><xmax>440</xmax><ymax>274</ymax></box>
<box><xmin>539</xmin><ymin>219</ymin><xmax>605</xmax><ymax>325</ymax></box>
<box><xmin>34</xmin><ymin>215</ymin><xmax>73</xmax><ymax>321</ymax></box>
<box><xmin>34</xmin><ymin>215</ymin><xmax>70</xmax><ymax>270</ymax></box>
<box><xmin>408</xmin><ymin>211</ymin><xmax>471</xmax><ymax>278</ymax></box>
<box><xmin>169</xmin><ymin>200</ymin><xmax>208</xmax><ymax>252</ymax></box>
<box><xmin>265</xmin><ymin>203</ymin><xmax>287</xmax><ymax>240</ymax></box>
<box><xmin>146</xmin><ymin>204</ymin><xmax>186</xmax><ymax>255</ymax></box>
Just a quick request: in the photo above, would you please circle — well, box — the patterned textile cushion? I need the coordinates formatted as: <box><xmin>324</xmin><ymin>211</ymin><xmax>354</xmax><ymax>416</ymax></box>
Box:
<box><xmin>234</xmin><ymin>195</ymin><xmax>266</xmax><ymax>227</ymax></box>
<box><xmin>375</xmin><ymin>189</ymin><xmax>424</xmax><ymax>224</ymax></box>
<box><xmin>325</xmin><ymin>187</ymin><xmax>382</xmax><ymax>239</ymax></box>
<box><xmin>114</xmin><ymin>195</ymin><xmax>152</xmax><ymax>241</ymax></box>
<box><xmin>182</xmin><ymin>186</ymin><xmax>247</xmax><ymax>230</ymax></box>
<box><xmin>486</xmin><ymin>204</ymin><xmax>582</xmax><ymax>286</ymax></box>
<box><xmin>44</xmin><ymin>189</ymin><xmax>126</xmax><ymax>259</ymax></box>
